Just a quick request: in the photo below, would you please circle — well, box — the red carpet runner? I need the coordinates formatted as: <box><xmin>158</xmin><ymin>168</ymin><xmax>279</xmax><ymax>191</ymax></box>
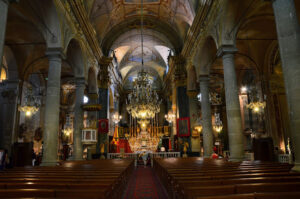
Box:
<box><xmin>123</xmin><ymin>166</ymin><xmax>168</xmax><ymax>199</ymax></box>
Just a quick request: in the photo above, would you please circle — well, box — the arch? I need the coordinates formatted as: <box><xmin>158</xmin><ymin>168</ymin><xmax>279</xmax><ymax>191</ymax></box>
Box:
<box><xmin>37</xmin><ymin>0</ymin><xmax>63</xmax><ymax>48</ymax></box>
<box><xmin>101</xmin><ymin>16</ymin><xmax>183</xmax><ymax>56</ymax></box>
<box><xmin>263</xmin><ymin>40</ymin><xmax>279</xmax><ymax>77</ymax></box>
<box><xmin>187</xmin><ymin>64</ymin><xmax>197</xmax><ymax>93</ymax></box>
<box><xmin>194</xmin><ymin>36</ymin><xmax>218</xmax><ymax>76</ymax></box>
<box><xmin>66</xmin><ymin>39</ymin><xmax>86</xmax><ymax>78</ymax></box>
<box><xmin>219</xmin><ymin>0</ymin><xmax>256</xmax><ymax>45</ymax></box>
<box><xmin>2</xmin><ymin>46</ymin><xmax>19</xmax><ymax>80</ymax></box>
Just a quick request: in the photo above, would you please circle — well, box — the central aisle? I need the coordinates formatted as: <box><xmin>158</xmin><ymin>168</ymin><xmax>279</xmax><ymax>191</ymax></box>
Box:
<box><xmin>123</xmin><ymin>166</ymin><xmax>168</xmax><ymax>199</ymax></box>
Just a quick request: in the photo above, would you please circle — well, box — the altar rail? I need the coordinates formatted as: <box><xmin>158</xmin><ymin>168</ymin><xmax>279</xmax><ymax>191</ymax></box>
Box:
<box><xmin>278</xmin><ymin>154</ymin><xmax>292</xmax><ymax>164</ymax></box>
<box><xmin>150</xmin><ymin>152</ymin><xmax>181</xmax><ymax>167</ymax></box>
<box><xmin>150</xmin><ymin>152</ymin><xmax>181</xmax><ymax>159</ymax></box>
<box><xmin>107</xmin><ymin>153</ymin><xmax>138</xmax><ymax>166</ymax></box>
<box><xmin>107</xmin><ymin>152</ymin><xmax>181</xmax><ymax>167</ymax></box>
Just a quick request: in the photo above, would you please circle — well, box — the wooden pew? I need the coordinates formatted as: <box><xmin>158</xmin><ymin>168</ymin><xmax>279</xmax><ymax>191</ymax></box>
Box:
<box><xmin>153</xmin><ymin>158</ymin><xmax>300</xmax><ymax>199</ymax></box>
<box><xmin>0</xmin><ymin>159</ymin><xmax>134</xmax><ymax>199</ymax></box>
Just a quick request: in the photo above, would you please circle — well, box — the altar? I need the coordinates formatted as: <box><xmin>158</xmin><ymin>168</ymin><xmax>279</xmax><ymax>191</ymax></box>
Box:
<box><xmin>127</xmin><ymin>130</ymin><xmax>160</xmax><ymax>153</ymax></box>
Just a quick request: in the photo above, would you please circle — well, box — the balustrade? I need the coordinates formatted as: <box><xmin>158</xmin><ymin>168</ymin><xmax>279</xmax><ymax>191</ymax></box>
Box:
<box><xmin>107</xmin><ymin>152</ymin><xmax>181</xmax><ymax>167</ymax></box>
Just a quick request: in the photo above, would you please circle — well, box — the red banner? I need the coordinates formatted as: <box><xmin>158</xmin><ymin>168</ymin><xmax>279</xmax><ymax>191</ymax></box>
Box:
<box><xmin>98</xmin><ymin>119</ymin><xmax>109</xmax><ymax>134</ymax></box>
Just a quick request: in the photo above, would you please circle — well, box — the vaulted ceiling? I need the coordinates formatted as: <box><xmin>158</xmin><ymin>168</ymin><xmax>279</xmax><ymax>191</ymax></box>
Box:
<box><xmin>85</xmin><ymin>0</ymin><xmax>196</xmax><ymax>89</ymax></box>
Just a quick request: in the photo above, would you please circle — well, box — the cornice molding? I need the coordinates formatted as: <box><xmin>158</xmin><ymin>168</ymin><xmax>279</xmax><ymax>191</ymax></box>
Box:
<box><xmin>68</xmin><ymin>0</ymin><xmax>103</xmax><ymax>61</ymax></box>
<box><xmin>181</xmin><ymin>0</ymin><xmax>216</xmax><ymax>58</ymax></box>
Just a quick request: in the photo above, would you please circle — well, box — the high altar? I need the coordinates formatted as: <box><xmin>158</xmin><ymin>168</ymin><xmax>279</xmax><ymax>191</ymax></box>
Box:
<box><xmin>127</xmin><ymin>120</ymin><xmax>160</xmax><ymax>153</ymax></box>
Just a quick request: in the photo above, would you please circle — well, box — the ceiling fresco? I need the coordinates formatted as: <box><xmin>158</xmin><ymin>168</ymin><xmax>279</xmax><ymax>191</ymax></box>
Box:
<box><xmin>87</xmin><ymin>0</ymin><xmax>196</xmax><ymax>90</ymax></box>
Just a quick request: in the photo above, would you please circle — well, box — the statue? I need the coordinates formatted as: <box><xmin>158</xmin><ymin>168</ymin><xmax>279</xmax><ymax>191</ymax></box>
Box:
<box><xmin>100</xmin><ymin>143</ymin><xmax>105</xmax><ymax>159</ymax></box>
<box><xmin>183</xmin><ymin>142</ymin><xmax>189</xmax><ymax>158</ymax></box>
<box><xmin>34</xmin><ymin>127</ymin><xmax>43</xmax><ymax>142</ymax></box>
<box><xmin>18</xmin><ymin>123</ymin><xmax>27</xmax><ymax>141</ymax></box>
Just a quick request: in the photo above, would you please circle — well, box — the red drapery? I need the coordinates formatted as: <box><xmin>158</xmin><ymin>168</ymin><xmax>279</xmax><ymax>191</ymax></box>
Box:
<box><xmin>117</xmin><ymin>139</ymin><xmax>132</xmax><ymax>153</ymax></box>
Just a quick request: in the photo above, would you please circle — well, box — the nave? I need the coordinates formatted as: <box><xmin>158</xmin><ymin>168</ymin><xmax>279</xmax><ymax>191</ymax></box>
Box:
<box><xmin>1</xmin><ymin>0</ymin><xmax>300</xmax><ymax>198</ymax></box>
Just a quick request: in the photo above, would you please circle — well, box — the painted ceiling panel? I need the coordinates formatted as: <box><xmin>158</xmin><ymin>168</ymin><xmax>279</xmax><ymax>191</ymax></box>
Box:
<box><xmin>90</xmin><ymin>0</ymin><xmax>195</xmax><ymax>89</ymax></box>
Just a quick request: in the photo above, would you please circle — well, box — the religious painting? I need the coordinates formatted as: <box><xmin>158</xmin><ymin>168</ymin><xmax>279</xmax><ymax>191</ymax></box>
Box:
<box><xmin>176</xmin><ymin>117</ymin><xmax>190</xmax><ymax>137</ymax></box>
<box><xmin>98</xmin><ymin>119</ymin><xmax>109</xmax><ymax>134</ymax></box>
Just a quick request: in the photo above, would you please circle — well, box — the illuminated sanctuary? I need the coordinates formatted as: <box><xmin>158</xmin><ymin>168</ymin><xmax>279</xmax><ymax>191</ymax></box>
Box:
<box><xmin>1</xmin><ymin>0</ymin><xmax>300</xmax><ymax>198</ymax></box>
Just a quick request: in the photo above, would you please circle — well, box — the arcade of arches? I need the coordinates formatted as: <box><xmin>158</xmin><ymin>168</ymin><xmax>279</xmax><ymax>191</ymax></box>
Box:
<box><xmin>1</xmin><ymin>0</ymin><xmax>300</xmax><ymax>198</ymax></box>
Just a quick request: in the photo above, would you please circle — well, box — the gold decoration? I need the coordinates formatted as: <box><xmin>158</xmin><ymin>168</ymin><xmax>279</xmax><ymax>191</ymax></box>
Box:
<box><xmin>82</xmin><ymin>104</ymin><xmax>102</xmax><ymax>111</ymax></box>
<box><xmin>246</xmin><ymin>101</ymin><xmax>266</xmax><ymax>113</ymax></box>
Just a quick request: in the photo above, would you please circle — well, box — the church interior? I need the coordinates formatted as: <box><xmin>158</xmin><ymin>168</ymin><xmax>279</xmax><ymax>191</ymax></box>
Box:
<box><xmin>1</xmin><ymin>0</ymin><xmax>300</xmax><ymax>198</ymax></box>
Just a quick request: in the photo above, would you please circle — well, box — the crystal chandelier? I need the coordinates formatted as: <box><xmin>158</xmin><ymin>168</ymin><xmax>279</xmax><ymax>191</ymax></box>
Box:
<box><xmin>213</xmin><ymin>113</ymin><xmax>223</xmax><ymax>133</ymax></box>
<box><xmin>127</xmin><ymin>71</ymin><xmax>161</xmax><ymax>119</ymax></box>
<box><xmin>246</xmin><ymin>87</ymin><xmax>266</xmax><ymax>113</ymax></box>
<box><xmin>62</xmin><ymin>114</ymin><xmax>73</xmax><ymax>137</ymax></box>
<box><xmin>18</xmin><ymin>86</ymin><xmax>40</xmax><ymax>117</ymax></box>
<box><xmin>112</xmin><ymin>112</ymin><xmax>122</xmax><ymax>124</ymax></box>
<box><xmin>126</xmin><ymin>0</ymin><xmax>161</xmax><ymax>119</ymax></box>
<box><xmin>165</xmin><ymin>111</ymin><xmax>176</xmax><ymax>123</ymax></box>
<box><xmin>194</xmin><ymin>117</ymin><xmax>203</xmax><ymax>133</ymax></box>
<box><xmin>247</xmin><ymin>101</ymin><xmax>266</xmax><ymax>113</ymax></box>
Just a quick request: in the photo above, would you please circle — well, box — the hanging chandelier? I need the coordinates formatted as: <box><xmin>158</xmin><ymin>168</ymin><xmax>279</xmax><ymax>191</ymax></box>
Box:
<box><xmin>127</xmin><ymin>71</ymin><xmax>161</xmax><ymax>119</ymax></box>
<box><xmin>62</xmin><ymin>114</ymin><xmax>73</xmax><ymax>137</ymax></box>
<box><xmin>18</xmin><ymin>86</ymin><xmax>40</xmax><ymax>117</ymax></box>
<box><xmin>194</xmin><ymin>117</ymin><xmax>203</xmax><ymax>134</ymax></box>
<box><xmin>247</xmin><ymin>101</ymin><xmax>266</xmax><ymax>113</ymax></box>
<box><xmin>112</xmin><ymin>112</ymin><xmax>122</xmax><ymax>124</ymax></box>
<box><xmin>165</xmin><ymin>110</ymin><xmax>176</xmax><ymax>123</ymax></box>
<box><xmin>245</xmin><ymin>86</ymin><xmax>266</xmax><ymax>113</ymax></box>
<box><xmin>126</xmin><ymin>0</ymin><xmax>161</xmax><ymax>119</ymax></box>
<box><xmin>213</xmin><ymin>113</ymin><xmax>223</xmax><ymax>133</ymax></box>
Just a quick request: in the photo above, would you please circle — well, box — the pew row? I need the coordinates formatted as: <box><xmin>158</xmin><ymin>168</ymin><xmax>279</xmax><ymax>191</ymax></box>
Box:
<box><xmin>0</xmin><ymin>159</ymin><xmax>134</xmax><ymax>199</ymax></box>
<box><xmin>153</xmin><ymin>157</ymin><xmax>300</xmax><ymax>199</ymax></box>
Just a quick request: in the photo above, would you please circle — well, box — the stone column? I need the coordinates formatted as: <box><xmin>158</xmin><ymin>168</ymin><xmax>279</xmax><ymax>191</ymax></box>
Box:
<box><xmin>188</xmin><ymin>92</ymin><xmax>201</xmax><ymax>154</ymax></box>
<box><xmin>0</xmin><ymin>0</ymin><xmax>9</xmax><ymax>69</ymax></box>
<box><xmin>199</xmin><ymin>75</ymin><xmax>213</xmax><ymax>157</ymax></box>
<box><xmin>0</xmin><ymin>79</ymin><xmax>19</xmax><ymax>155</ymax></box>
<box><xmin>86</xmin><ymin>92</ymin><xmax>98</xmax><ymax>160</ymax></box>
<box><xmin>172</xmin><ymin>55</ymin><xmax>191</xmax><ymax>154</ymax></box>
<box><xmin>217</xmin><ymin>46</ymin><xmax>244</xmax><ymax>161</ymax></box>
<box><xmin>41</xmin><ymin>49</ymin><xmax>64</xmax><ymax>166</ymax></box>
<box><xmin>72</xmin><ymin>77</ymin><xmax>85</xmax><ymax>160</ymax></box>
<box><xmin>171</xmin><ymin>81</ymin><xmax>177</xmax><ymax>148</ymax></box>
<box><xmin>97</xmin><ymin>57</ymin><xmax>112</xmax><ymax>155</ymax></box>
<box><xmin>272</xmin><ymin>0</ymin><xmax>300</xmax><ymax>171</ymax></box>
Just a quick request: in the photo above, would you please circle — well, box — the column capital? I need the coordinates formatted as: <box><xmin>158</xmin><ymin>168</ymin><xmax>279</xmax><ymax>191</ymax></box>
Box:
<box><xmin>98</xmin><ymin>56</ymin><xmax>112</xmax><ymax>88</ymax></box>
<box><xmin>217</xmin><ymin>45</ymin><xmax>238</xmax><ymax>57</ymax></box>
<box><xmin>198</xmin><ymin>75</ymin><xmax>210</xmax><ymax>82</ymax></box>
<box><xmin>187</xmin><ymin>90</ymin><xmax>198</xmax><ymax>98</ymax></box>
<box><xmin>99</xmin><ymin>56</ymin><xmax>113</xmax><ymax>67</ymax></box>
<box><xmin>46</xmin><ymin>48</ymin><xmax>65</xmax><ymax>59</ymax></box>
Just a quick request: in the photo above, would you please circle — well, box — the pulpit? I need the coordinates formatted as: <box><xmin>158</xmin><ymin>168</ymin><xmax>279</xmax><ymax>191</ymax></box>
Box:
<box><xmin>82</xmin><ymin>128</ymin><xmax>97</xmax><ymax>144</ymax></box>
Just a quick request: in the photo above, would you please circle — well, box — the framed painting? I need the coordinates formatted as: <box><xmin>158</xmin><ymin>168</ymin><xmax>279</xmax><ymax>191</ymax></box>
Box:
<box><xmin>176</xmin><ymin>117</ymin><xmax>190</xmax><ymax>137</ymax></box>
<box><xmin>98</xmin><ymin>119</ymin><xmax>109</xmax><ymax>134</ymax></box>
